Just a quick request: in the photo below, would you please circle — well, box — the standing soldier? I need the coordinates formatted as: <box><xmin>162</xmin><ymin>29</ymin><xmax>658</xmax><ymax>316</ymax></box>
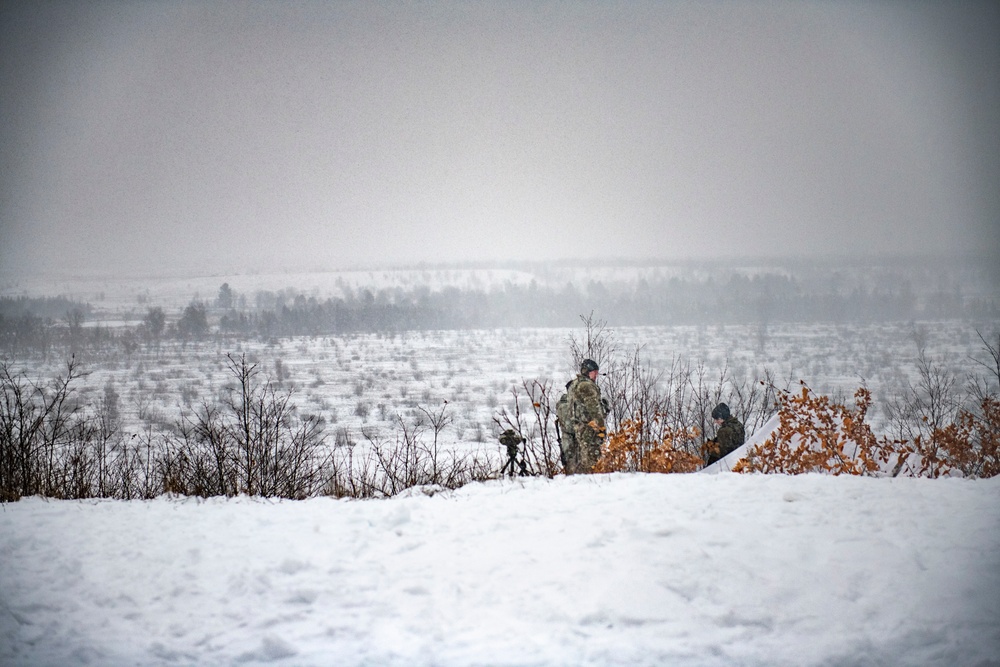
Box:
<box><xmin>704</xmin><ymin>402</ymin><xmax>745</xmax><ymax>465</ymax></box>
<box><xmin>561</xmin><ymin>358</ymin><xmax>608</xmax><ymax>474</ymax></box>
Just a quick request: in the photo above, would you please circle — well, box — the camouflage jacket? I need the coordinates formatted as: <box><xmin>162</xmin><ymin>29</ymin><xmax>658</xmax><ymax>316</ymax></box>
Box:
<box><xmin>715</xmin><ymin>416</ymin><xmax>746</xmax><ymax>457</ymax></box>
<box><xmin>568</xmin><ymin>373</ymin><xmax>607</xmax><ymax>434</ymax></box>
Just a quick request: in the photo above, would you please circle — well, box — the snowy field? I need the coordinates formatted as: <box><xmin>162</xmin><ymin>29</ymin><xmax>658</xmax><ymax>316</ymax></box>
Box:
<box><xmin>6</xmin><ymin>317</ymin><xmax>996</xmax><ymax>452</ymax></box>
<box><xmin>2</xmin><ymin>473</ymin><xmax>998</xmax><ymax>667</ymax></box>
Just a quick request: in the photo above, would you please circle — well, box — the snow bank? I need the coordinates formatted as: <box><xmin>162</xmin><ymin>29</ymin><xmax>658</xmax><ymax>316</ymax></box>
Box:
<box><xmin>2</xmin><ymin>473</ymin><xmax>998</xmax><ymax>667</ymax></box>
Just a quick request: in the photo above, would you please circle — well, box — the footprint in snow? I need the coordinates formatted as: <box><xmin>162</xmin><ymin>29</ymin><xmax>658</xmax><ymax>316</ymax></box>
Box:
<box><xmin>236</xmin><ymin>635</ymin><xmax>297</xmax><ymax>663</ymax></box>
<box><xmin>277</xmin><ymin>558</ymin><xmax>310</xmax><ymax>575</ymax></box>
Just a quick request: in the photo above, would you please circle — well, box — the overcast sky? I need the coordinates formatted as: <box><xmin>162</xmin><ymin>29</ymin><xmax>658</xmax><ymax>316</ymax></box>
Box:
<box><xmin>1</xmin><ymin>0</ymin><xmax>997</xmax><ymax>277</ymax></box>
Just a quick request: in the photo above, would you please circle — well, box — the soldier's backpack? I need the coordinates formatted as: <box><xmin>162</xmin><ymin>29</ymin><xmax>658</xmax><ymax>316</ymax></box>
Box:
<box><xmin>555</xmin><ymin>380</ymin><xmax>576</xmax><ymax>436</ymax></box>
<box><xmin>555</xmin><ymin>379</ymin><xmax>579</xmax><ymax>472</ymax></box>
<box><xmin>731</xmin><ymin>419</ymin><xmax>746</xmax><ymax>449</ymax></box>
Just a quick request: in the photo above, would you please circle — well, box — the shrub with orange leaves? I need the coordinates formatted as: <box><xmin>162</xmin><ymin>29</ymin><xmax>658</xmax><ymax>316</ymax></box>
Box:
<box><xmin>734</xmin><ymin>384</ymin><xmax>1000</xmax><ymax>478</ymax></box>
<box><xmin>733</xmin><ymin>384</ymin><xmax>910</xmax><ymax>476</ymax></box>
<box><xmin>914</xmin><ymin>397</ymin><xmax>1000</xmax><ymax>479</ymax></box>
<box><xmin>594</xmin><ymin>413</ymin><xmax>703</xmax><ymax>474</ymax></box>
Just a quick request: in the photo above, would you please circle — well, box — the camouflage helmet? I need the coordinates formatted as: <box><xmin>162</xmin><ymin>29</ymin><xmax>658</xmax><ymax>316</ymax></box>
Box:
<box><xmin>580</xmin><ymin>358</ymin><xmax>599</xmax><ymax>374</ymax></box>
<box><xmin>711</xmin><ymin>402</ymin><xmax>731</xmax><ymax>420</ymax></box>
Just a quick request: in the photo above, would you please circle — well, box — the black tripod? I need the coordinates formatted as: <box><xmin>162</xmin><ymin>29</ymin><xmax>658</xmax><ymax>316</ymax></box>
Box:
<box><xmin>499</xmin><ymin>429</ymin><xmax>528</xmax><ymax>477</ymax></box>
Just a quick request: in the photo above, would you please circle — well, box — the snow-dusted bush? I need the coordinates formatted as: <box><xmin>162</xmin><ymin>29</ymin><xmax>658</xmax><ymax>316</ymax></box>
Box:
<box><xmin>733</xmin><ymin>384</ymin><xmax>907</xmax><ymax>475</ymax></box>
<box><xmin>734</xmin><ymin>383</ymin><xmax>999</xmax><ymax>478</ymax></box>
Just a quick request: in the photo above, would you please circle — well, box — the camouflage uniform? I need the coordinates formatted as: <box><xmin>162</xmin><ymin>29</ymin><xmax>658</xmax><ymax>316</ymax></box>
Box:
<box><xmin>567</xmin><ymin>372</ymin><xmax>607</xmax><ymax>473</ymax></box>
<box><xmin>705</xmin><ymin>416</ymin><xmax>745</xmax><ymax>465</ymax></box>
<box><xmin>559</xmin><ymin>402</ymin><xmax>580</xmax><ymax>475</ymax></box>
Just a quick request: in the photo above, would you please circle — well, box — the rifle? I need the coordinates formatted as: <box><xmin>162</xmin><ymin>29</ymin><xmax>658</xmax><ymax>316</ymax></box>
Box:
<box><xmin>555</xmin><ymin>419</ymin><xmax>568</xmax><ymax>469</ymax></box>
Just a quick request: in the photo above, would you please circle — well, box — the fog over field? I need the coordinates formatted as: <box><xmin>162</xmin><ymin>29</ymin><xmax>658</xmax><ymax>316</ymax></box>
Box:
<box><xmin>2</xmin><ymin>7</ymin><xmax>999</xmax><ymax>664</ymax></box>
<box><xmin>1</xmin><ymin>1</ymin><xmax>998</xmax><ymax>280</ymax></box>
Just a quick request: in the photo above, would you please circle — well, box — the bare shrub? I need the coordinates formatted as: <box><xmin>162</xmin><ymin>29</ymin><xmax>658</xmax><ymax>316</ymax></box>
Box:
<box><xmin>726</xmin><ymin>367</ymin><xmax>786</xmax><ymax>436</ymax></box>
<box><xmin>324</xmin><ymin>427</ymin><xmax>381</xmax><ymax>499</ymax></box>
<box><xmin>92</xmin><ymin>379</ymin><xmax>126</xmax><ymax>497</ymax></box>
<box><xmin>352</xmin><ymin>403</ymin><xmax>486</xmax><ymax>496</ymax></box>
<box><xmin>0</xmin><ymin>358</ymin><xmax>89</xmax><ymax>500</ymax></box>
<box><xmin>115</xmin><ymin>426</ymin><xmax>161</xmax><ymax>499</ymax></box>
<box><xmin>969</xmin><ymin>330</ymin><xmax>1000</xmax><ymax>402</ymax></box>
<box><xmin>168</xmin><ymin>353</ymin><xmax>330</xmax><ymax>498</ymax></box>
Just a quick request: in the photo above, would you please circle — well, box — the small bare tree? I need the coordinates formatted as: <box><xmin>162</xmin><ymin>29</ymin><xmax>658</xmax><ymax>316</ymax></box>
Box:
<box><xmin>418</xmin><ymin>401</ymin><xmax>454</xmax><ymax>482</ymax></box>
<box><xmin>173</xmin><ymin>353</ymin><xmax>330</xmax><ymax>498</ymax></box>
<box><xmin>326</xmin><ymin>427</ymin><xmax>380</xmax><ymax>499</ymax></box>
<box><xmin>568</xmin><ymin>312</ymin><xmax>617</xmax><ymax>373</ymax></box>
<box><xmin>0</xmin><ymin>358</ymin><xmax>89</xmax><ymax>500</ymax></box>
<box><xmin>968</xmin><ymin>329</ymin><xmax>1000</xmax><ymax>402</ymax></box>
<box><xmin>885</xmin><ymin>347</ymin><xmax>960</xmax><ymax>466</ymax></box>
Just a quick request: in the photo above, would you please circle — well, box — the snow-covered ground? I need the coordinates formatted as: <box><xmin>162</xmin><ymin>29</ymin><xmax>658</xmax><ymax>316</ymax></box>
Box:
<box><xmin>2</xmin><ymin>473</ymin><xmax>998</xmax><ymax>667</ymax></box>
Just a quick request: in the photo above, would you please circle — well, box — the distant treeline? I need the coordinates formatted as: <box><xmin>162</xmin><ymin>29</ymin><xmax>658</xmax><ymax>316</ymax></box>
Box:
<box><xmin>2</xmin><ymin>269</ymin><xmax>997</xmax><ymax>358</ymax></box>
<box><xmin>221</xmin><ymin>275</ymin><xmax>993</xmax><ymax>335</ymax></box>
<box><xmin>0</xmin><ymin>296</ymin><xmax>92</xmax><ymax>320</ymax></box>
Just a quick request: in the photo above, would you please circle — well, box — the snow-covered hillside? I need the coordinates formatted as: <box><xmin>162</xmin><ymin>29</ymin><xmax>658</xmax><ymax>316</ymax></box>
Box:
<box><xmin>2</xmin><ymin>473</ymin><xmax>997</xmax><ymax>666</ymax></box>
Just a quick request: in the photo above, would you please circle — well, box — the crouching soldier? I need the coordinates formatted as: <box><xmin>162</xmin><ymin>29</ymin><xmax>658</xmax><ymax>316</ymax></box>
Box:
<box><xmin>703</xmin><ymin>402</ymin><xmax>745</xmax><ymax>466</ymax></box>
<box><xmin>559</xmin><ymin>358</ymin><xmax>608</xmax><ymax>474</ymax></box>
